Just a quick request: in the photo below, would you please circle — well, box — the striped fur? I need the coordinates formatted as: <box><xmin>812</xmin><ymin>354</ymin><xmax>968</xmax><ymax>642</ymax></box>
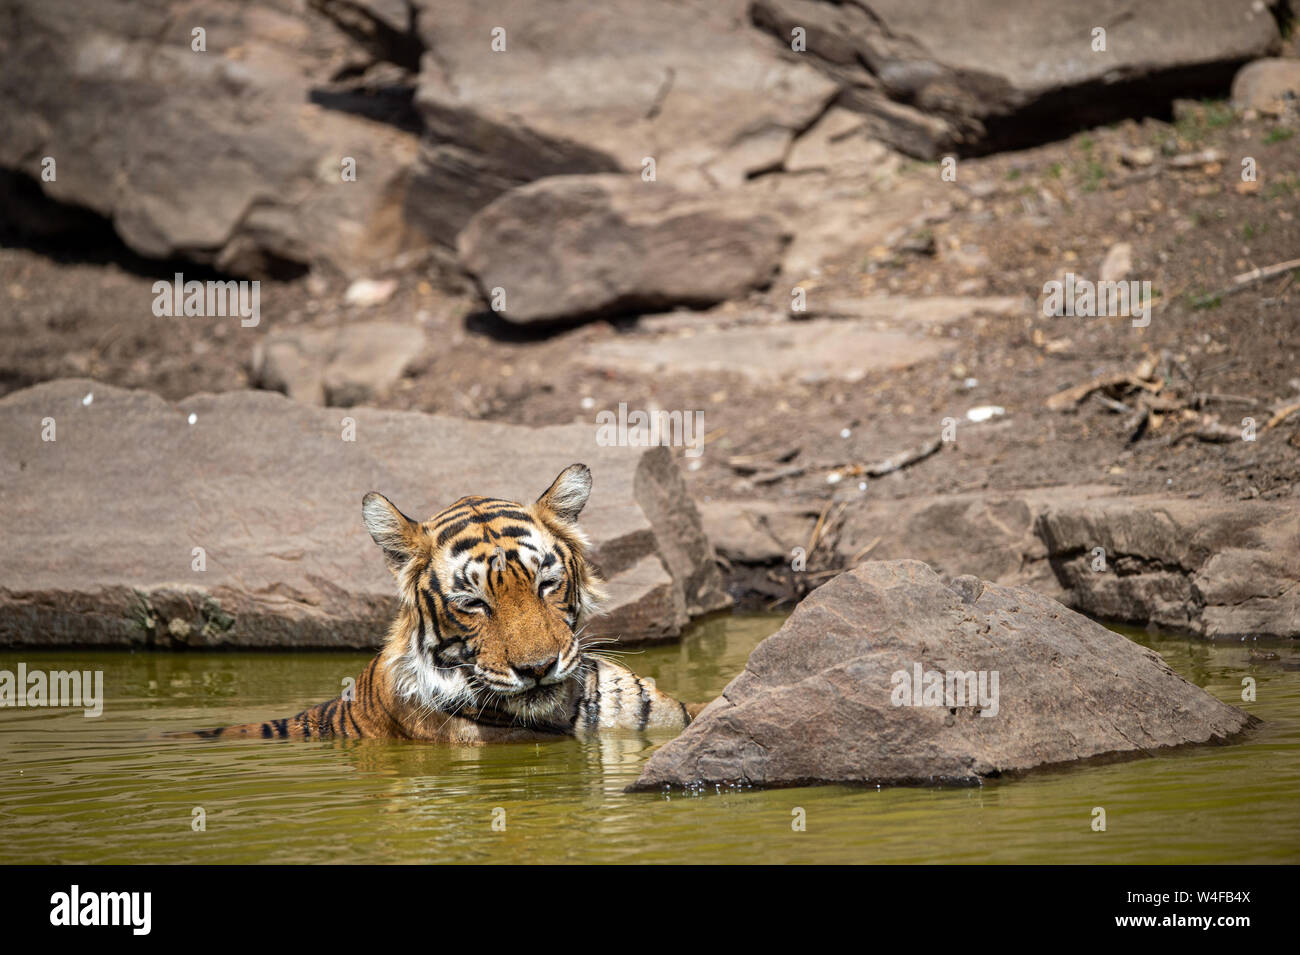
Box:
<box><xmin>175</xmin><ymin>464</ymin><xmax>697</xmax><ymax>743</ymax></box>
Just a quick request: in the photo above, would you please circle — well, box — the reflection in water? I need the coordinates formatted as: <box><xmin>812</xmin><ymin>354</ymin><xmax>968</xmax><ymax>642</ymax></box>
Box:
<box><xmin>1</xmin><ymin>615</ymin><xmax>1297</xmax><ymax>863</ymax></box>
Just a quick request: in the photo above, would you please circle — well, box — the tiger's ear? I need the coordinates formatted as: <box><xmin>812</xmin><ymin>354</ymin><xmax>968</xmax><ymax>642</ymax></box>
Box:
<box><xmin>362</xmin><ymin>492</ymin><xmax>421</xmax><ymax>571</ymax></box>
<box><xmin>536</xmin><ymin>463</ymin><xmax>592</xmax><ymax>524</ymax></box>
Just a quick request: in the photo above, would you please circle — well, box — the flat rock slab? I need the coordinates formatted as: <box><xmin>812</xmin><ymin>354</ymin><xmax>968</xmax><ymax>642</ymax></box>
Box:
<box><xmin>808</xmin><ymin>295</ymin><xmax>1024</xmax><ymax>324</ymax></box>
<box><xmin>580</xmin><ymin>318</ymin><xmax>950</xmax><ymax>384</ymax></box>
<box><xmin>458</xmin><ymin>175</ymin><xmax>791</xmax><ymax>324</ymax></box>
<box><xmin>631</xmin><ymin>560</ymin><xmax>1256</xmax><ymax>791</ymax></box>
<box><xmin>0</xmin><ymin>380</ymin><xmax>728</xmax><ymax>648</ymax></box>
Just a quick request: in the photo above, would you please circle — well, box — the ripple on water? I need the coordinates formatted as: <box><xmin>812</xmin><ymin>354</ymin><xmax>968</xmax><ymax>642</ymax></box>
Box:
<box><xmin>1</xmin><ymin>616</ymin><xmax>1297</xmax><ymax>863</ymax></box>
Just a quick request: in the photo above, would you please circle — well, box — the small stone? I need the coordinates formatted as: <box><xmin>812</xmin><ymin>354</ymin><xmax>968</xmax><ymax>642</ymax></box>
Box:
<box><xmin>966</xmin><ymin>405</ymin><xmax>1005</xmax><ymax>422</ymax></box>
<box><xmin>1120</xmin><ymin>145</ymin><xmax>1156</xmax><ymax>167</ymax></box>
<box><xmin>1100</xmin><ymin>241</ymin><xmax>1133</xmax><ymax>283</ymax></box>
<box><xmin>344</xmin><ymin>278</ymin><xmax>399</xmax><ymax>308</ymax></box>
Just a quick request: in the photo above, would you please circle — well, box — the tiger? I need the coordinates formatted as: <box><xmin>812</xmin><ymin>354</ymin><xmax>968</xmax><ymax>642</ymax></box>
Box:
<box><xmin>177</xmin><ymin>464</ymin><xmax>701</xmax><ymax>743</ymax></box>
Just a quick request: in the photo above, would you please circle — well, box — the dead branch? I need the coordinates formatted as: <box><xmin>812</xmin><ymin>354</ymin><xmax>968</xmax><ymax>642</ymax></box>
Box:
<box><xmin>1046</xmin><ymin>372</ymin><xmax>1160</xmax><ymax>411</ymax></box>
<box><xmin>862</xmin><ymin>436</ymin><xmax>943</xmax><ymax>477</ymax></box>
<box><xmin>1265</xmin><ymin>401</ymin><xmax>1300</xmax><ymax>431</ymax></box>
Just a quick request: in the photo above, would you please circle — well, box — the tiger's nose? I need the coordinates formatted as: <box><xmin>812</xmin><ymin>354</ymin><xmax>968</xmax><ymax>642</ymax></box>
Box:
<box><xmin>512</xmin><ymin>659</ymin><xmax>557</xmax><ymax>684</ymax></box>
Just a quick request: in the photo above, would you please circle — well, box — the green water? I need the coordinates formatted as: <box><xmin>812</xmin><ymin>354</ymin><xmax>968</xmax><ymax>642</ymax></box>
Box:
<box><xmin>1</xmin><ymin>615</ymin><xmax>1297</xmax><ymax>864</ymax></box>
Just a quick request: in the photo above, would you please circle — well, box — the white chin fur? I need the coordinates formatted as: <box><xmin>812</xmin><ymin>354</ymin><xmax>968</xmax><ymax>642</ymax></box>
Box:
<box><xmin>390</xmin><ymin>646</ymin><xmax>477</xmax><ymax>714</ymax></box>
<box><xmin>391</xmin><ymin>643</ymin><xmax>569</xmax><ymax>723</ymax></box>
<box><xmin>496</xmin><ymin>684</ymin><xmax>566</xmax><ymax>721</ymax></box>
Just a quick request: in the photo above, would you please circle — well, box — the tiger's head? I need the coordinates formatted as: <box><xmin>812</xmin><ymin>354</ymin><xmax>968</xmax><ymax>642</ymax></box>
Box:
<box><xmin>362</xmin><ymin>463</ymin><xmax>608</xmax><ymax>723</ymax></box>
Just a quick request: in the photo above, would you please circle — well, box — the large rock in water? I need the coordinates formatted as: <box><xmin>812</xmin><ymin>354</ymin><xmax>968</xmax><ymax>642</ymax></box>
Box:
<box><xmin>631</xmin><ymin>561</ymin><xmax>1255</xmax><ymax>790</ymax></box>
<box><xmin>0</xmin><ymin>380</ymin><xmax>728</xmax><ymax>648</ymax></box>
<box><xmin>750</xmin><ymin>0</ymin><xmax>1282</xmax><ymax>157</ymax></box>
<box><xmin>457</xmin><ymin>175</ymin><xmax>791</xmax><ymax>324</ymax></box>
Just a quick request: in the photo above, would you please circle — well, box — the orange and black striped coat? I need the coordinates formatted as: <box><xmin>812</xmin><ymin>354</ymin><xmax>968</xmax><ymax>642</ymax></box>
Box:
<box><xmin>180</xmin><ymin>465</ymin><xmax>699</xmax><ymax>743</ymax></box>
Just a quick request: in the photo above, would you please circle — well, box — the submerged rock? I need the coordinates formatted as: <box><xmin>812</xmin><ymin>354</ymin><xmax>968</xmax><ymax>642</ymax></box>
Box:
<box><xmin>631</xmin><ymin>560</ymin><xmax>1255</xmax><ymax>791</ymax></box>
<box><xmin>0</xmin><ymin>380</ymin><xmax>728</xmax><ymax>648</ymax></box>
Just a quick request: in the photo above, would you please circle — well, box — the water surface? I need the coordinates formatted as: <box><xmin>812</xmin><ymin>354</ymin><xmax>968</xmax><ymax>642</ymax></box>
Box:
<box><xmin>1</xmin><ymin>615</ymin><xmax>1297</xmax><ymax>863</ymax></box>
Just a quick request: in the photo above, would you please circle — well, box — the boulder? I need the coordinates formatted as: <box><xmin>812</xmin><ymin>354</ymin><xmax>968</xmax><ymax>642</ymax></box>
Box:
<box><xmin>830</xmin><ymin>487</ymin><xmax>1115</xmax><ymax>601</ymax></box>
<box><xmin>0</xmin><ymin>379</ymin><xmax>728</xmax><ymax>648</ymax></box>
<box><xmin>457</xmin><ymin>175</ymin><xmax>791</xmax><ymax>324</ymax></box>
<box><xmin>410</xmin><ymin>0</ymin><xmax>836</xmax><ymax>224</ymax></box>
<box><xmin>631</xmin><ymin>560</ymin><xmax>1256</xmax><ymax>790</ymax></box>
<box><xmin>1231</xmin><ymin>57</ymin><xmax>1300</xmax><ymax>113</ymax></box>
<box><xmin>0</xmin><ymin>0</ymin><xmax>428</xmax><ymax>276</ymax></box>
<box><xmin>715</xmin><ymin>487</ymin><xmax>1300</xmax><ymax>640</ymax></box>
<box><xmin>1</xmin><ymin>0</ymin><xmax>837</xmax><ymax>270</ymax></box>
<box><xmin>1034</xmin><ymin>495</ymin><xmax>1300</xmax><ymax>640</ymax></box>
<box><xmin>751</xmin><ymin>0</ymin><xmax>1282</xmax><ymax>157</ymax></box>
